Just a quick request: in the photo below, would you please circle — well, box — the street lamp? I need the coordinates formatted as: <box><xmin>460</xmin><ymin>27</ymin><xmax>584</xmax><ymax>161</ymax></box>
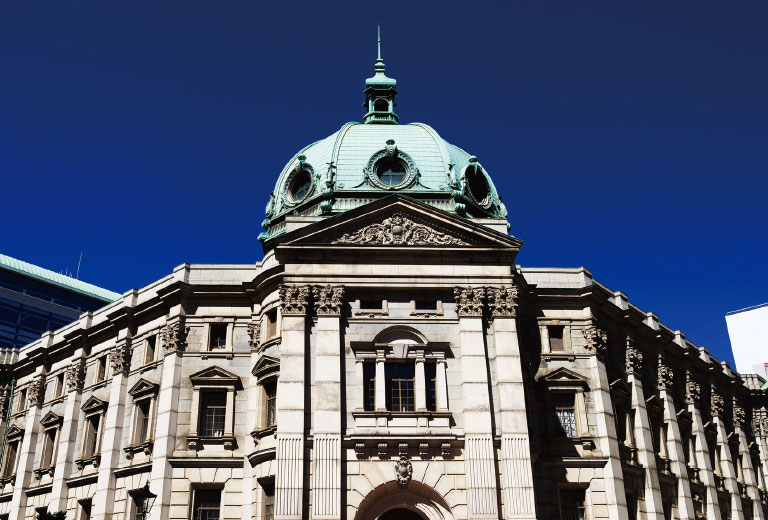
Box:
<box><xmin>131</xmin><ymin>482</ymin><xmax>157</xmax><ymax>520</ymax></box>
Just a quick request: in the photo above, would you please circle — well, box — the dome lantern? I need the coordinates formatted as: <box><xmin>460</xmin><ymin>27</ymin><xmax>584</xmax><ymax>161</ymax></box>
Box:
<box><xmin>363</xmin><ymin>26</ymin><xmax>398</xmax><ymax>125</ymax></box>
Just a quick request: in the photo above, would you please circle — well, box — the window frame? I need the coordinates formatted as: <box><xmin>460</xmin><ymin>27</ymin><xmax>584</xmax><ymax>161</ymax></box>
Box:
<box><xmin>144</xmin><ymin>334</ymin><xmax>157</xmax><ymax>365</ymax></box>
<box><xmin>207</xmin><ymin>322</ymin><xmax>229</xmax><ymax>352</ymax></box>
<box><xmin>125</xmin><ymin>378</ymin><xmax>159</xmax><ymax>459</ymax></box>
<box><xmin>191</xmin><ymin>487</ymin><xmax>222</xmax><ymax>520</ymax></box>
<box><xmin>76</xmin><ymin>396</ymin><xmax>108</xmax><ymax>469</ymax></box>
<box><xmin>251</xmin><ymin>355</ymin><xmax>279</xmax><ymax>440</ymax></box>
<box><xmin>0</xmin><ymin>424</ymin><xmax>23</xmax><ymax>483</ymax></box>
<box><xmin>188</xmin><ymin>366</ymin><xmax>241</xmax><ymax>451</ymax></box>
<box><xmin>559</xmin><ymin>487</ymin><xmax>587</xmax><ymax>520</ymax></box>
<box><xmin>36</xmin><ymin>412</ymin><xmax>63</xmax><ymax>477</ymax></box>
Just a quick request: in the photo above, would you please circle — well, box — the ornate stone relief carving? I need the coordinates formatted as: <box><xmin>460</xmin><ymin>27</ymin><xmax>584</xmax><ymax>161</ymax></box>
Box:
<box><xmin>395</xmin><ymin>456</ymin><xmax>413</xmax><ymax>486</ymax></box>
<box><xmin>486</xmin><ymin>286</ymin><xmax>519</xmax><ymax>318</ymax></box>
<box><xmin>28</xmin><ymin>376</ymin><xmax>45</xmax><ymax>408</ymax></box>
<box><xmin>454</xmin><ymin>287</ymin><xmax>485</xmax><ymax>317</ymax></box>
<box><xmin>313</xmin><ymin>285</ymin><xmax>344</xmax><ymax>316</ymax></box>
<box><xmin>247</xmin><ymin>321</ymin><xmax>261</xmax><ymax>352</ymax></box>
<box><xmin>110</xmin><ymin>339</ymin><xmax>132</xmax><ymax>375</ymax></box>
<box><xmin>733</xmin><ymin>399</ymin><xmax>746</xmax><ymax>429</ymax></box>
<box><xmin>332</xmin><ymin>213</ymin><xmax>467</xmax><ymax>246</ymax></box>
<box><xmin>66</xmin><ymin>361</ymin><xmax>85</xmax><ymax>393</ymax></box>
<box><xmin>685</xmin><ymin>373</ymin><xmax>700</xmax><ymax>406</ymax></box>
<box><xmin>711</xmin><ymin>387</ymin><xmax>725</xmax><ymax>418</ymax></box>
<box><xmin>161</xmin><ymin>321</ymin><xmax>189</xmax><ymax>355</ymax></box>
<box><xmin>625</xmin><ymin>339</ymin><xmax>643</xmax><ymax>376</ymax></box>
<box><xmin>583</xmin><ymin>326</ymin><xmax>607</xmax><ymax>356</ymax></box>
<box><xmin>657</xmin><ymin>356</ymin><xmax>674</xmax><ymax>391</ymax></box>
<box><xmin>279</xmin><ymin>284</ymin><xmax>310</xmax><ymax>315</ymax></box>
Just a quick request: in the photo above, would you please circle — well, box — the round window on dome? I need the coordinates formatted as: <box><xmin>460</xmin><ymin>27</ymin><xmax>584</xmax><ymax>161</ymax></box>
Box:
<box><xmin>375</xmin><ymin>159</ymin><xmax>406</xmax><ymax>187</ymax></box>
<box><xmin>466</xmin><ymin>167</ymin><xmax>491</xmax><ymax>205</ymax></box>
<box><xmin>289</xmin><ymin>171</ymin><xmax>313</xmax><ymax>202</ymax></box>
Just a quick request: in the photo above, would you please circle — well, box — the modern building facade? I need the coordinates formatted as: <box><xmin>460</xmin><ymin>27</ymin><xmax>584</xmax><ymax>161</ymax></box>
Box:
<box><xmin>1</xmin><ymin>50</ymin><xmax>767</xmax><ymax>520</ymax></box>
<box><xmin>726</xmin><ymin>303</ymin><xmax>768</xmax><ymax>378</ymax></box>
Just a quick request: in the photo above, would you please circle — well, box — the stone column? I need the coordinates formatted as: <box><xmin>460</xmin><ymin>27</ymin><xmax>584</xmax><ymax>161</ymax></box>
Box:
<box><xmin>9</xmin><ymin>370</ymin><xmax>45</xmax><ymax>520</ymax></box>
<box><xmin>148</xmin><ymin>315</ymin><xmax>188</xmax><ymax>520</ymax></box>
<box><xmin>657</xmin><ymin>358</ymin><xmax>696</xmax><ymax>519</ymax></box>
<box><xmin>436</xmin><ymin>359</ymin><xmax>448</xmax><ymax>412</ymax></box>
<box><xmin>584</xmin><ymin>325</ymin><xmax>628</xmax><ymax>520</ymax></box>
<box><xmin>48</xmin><ymin>353</ymin><xmax>87</xmax><ymax>512</ymax></box>
<box><xmin>92</xmin><ymin>332</ymin><xmax>133</xmax><ymax>520</ymax></box>
<box><xmin>454</xmin><ymin>287</ymin><xmax>499</xmax><ymax>519</ymax></box>
<box><xmin>686</xmin><ymin>376</ymin><xmax>722</xmax><ymax>520</ymax></box>
<box><xmin>625</xmin><ymin>339</ymin><xmax>665</xmax><ymax>520</ymax></box>
<box><xmin>712</xmin><ymin>389</ymin><xmax>745</xmax><ymax>520</ymax></box>
<box><xmin>487</xmin><ymin>286</ymin><xmax>536</xmax><ymax>520</ymax></box>
<box><xmin>311</xmin><ymin>285</ymin><xmax>343</xmax><ymax>520</ymax></box>
<box><xmin>414</xmin><ymin>358</ymin><xmax>427</xmax><ymax>412</ymax></box>
<box><xmin>275</xmin><ymin>284</ymin><xmax>310</xmax><ymax>520</ymax></box>
<box><xmin>734</xmin><ymin>402</ymin><xmax>765</xmax><ymax>520</ymax></box>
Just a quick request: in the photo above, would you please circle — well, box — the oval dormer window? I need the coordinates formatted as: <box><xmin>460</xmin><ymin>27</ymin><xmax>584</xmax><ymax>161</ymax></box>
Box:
<box><xmin>467</xmin><ymin>166</ymin><xmax>491</xmax><ymax>206</ymax></box>
<box><xmin>289</xmin><ymin>171</ymin><xmax>313</xmax><ymax>202</ymax></box>
<box><xmin>375</xmin><ymin>159</ymin><xmax>406</xmax><ymax>186</ymax></box>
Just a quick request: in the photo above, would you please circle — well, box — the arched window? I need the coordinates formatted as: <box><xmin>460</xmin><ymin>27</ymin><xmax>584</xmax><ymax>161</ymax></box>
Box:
<box><xmin>373</xmin><ymin>98</ymin><xmax>389</xmax><ymax>112</ymax></box>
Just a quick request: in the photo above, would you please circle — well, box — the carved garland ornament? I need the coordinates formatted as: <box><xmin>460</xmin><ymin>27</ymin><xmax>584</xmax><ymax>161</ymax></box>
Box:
<box><xmin>395</xmin><ymin>456</ymin><xmax>413</xmax><ymax>486</ymax></box>
<box><xmin>454</xmin><ymin>287</ymin><xmax>485</xmax><ymax>317</ymax></box>
<box><xmin>332</xmin><ymin>213</ymin><xmax>467</xmax><ymax>246</ymax></box>
<box><xmin>486</xmin><ymin>286</ymin><xmax>519</xmax><ymax>318</ymax></box>
<box><xmin>279</xmin><ymin>284</ymin><xmax>310</xmax><ymax>315</ymax></box>
<box><xmin>161</xmin><ymin>321</ymin><xmax>189</xmax><ymax>355</ymax></box>
<box><xmin>313</xmin><ymin>285</ymin><xmax>344</xmax><ymax>316</ymax></box>
<box><xmin>66</xmin><ymin>361</ymin><xmax>86</xmax><ymax>393</ymax></box>
<box><xmin>583</xmin><ymin>326</ymin><xmax>607</xmax><ymax>356</ymax></box>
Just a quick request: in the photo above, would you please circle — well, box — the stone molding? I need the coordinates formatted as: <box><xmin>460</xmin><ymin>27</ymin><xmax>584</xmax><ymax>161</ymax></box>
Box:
<box><xmin>66</xmin><ymin>360</ymin><xmax>86</xmax><ymax>393</ymax></box>
<box><xmin>454</xmin><ymin>286</ymin><xmax>485</xmax><ymax>317</ymax></box>
<box><xmin>583</xmin><ymin>326</ymin><xmax>607</xmax><ymax>357</ymax></box>
<box><xmin>657</xmin><ymin>356</ymin><xmax>674</xmax><ymax>391</ymax></box>
<box><xmin>313</xmin><ymin>285</ymin><xmax>345</xmax><ymax>316</ymax></box>
<box><xmin>161</xmin><ymin>320</ymin><xmax>189</xmax><ymax>355</ymax></box>
<box><xmin>395</xmin><ymin>456</ymin><xmax>412</xmax><ymax>486</ymax></box>
<box><xmin>332</xmin><ymin>212</ymin><xmax>467</xmax><ymax>246</ymax></box>
<box><xmin>733</xmin><ymin>398</ymin><xmax>746</xmax><ymax>429</ymax></box>
<box><xmin>486</xmin><ymin>286</ymin><xmax>519</xmax><ymax>318</ymax></box>
<box><xmin>625</xmin><ymin>339</ymin><xmax>643</xmax><ymax>376</ymax></box>
<box><xmin>711</xmin><ymin>386</ymin><xmax>725</xmax><ymax>418</ymax></box>
<box><xmin>28</xmin><ymin>375</ymin><xmax>45</xmax><ymax>408</ymax></box>
<box><xmin>247</xmin><ymin>321</ymin><xmax>261</xmax><ymax>352</ymax></box>
<box><xmin>110</xmin><ymin>338</ymin><xmax>132</xmax><ymax>376</ymax></box>
<box><xmin>685</xmin><ymin>372</ymin><xmax>700</xmax><ymax>406</ymax></box>
<box><xmin>279</xmin><ymin>284</ymin><xmax>310</xmax><ymax>315</ymax></box>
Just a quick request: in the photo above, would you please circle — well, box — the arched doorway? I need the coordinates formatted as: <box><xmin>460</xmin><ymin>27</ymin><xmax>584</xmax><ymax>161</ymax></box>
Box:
<box><xmin>379</xmin><ymin>508</ymin><xmax>424</xmax><ymax>520</ymax></box>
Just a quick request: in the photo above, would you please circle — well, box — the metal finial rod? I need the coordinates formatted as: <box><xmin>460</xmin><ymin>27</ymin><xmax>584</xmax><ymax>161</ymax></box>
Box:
<box><xmin>377</xmin><ymin>24</ymin><xmax>381</xmax><ymax>60</ymax></box>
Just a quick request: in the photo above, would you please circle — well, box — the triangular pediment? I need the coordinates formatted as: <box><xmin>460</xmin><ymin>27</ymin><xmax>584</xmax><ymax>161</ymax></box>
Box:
<box><xmin>128</xmin><ymin>378</ymin><xmax>159</xmax><ymax>397</ymax></box>
<box><xmin>81</xmin><ymin>395</ymin><xmax>108</xmax><ymax>412</ymax></box>
<box><xmin>5</xmin><ymin>423</ymin><xmax>24</xmax><ymax>439</ymax></box>
<box><xmin>540</xmin><ymin>367</ymin><xmax>590</xmax><ymax>388</ymax></box>
<box><xmin>645</xmin><ymin>394</ymin><xmax>664</xmax><ymax>416</ymax></box>
<box><xmin>270</xmin><ymin>196</ymin><xmax>521</xmax><ymax>259</ymax></box>
<box><xmin>252</xmin><ymin>355</ymin><xmax>279</xmax><ymax>379</ymax></box>
<box><xmin>40</xmin><ymin>411</ymin><xmax>62</xmax><ymax>427</ymax></box>
<box><xmin>189</xmin><ymin>366</ymin><xmax>241</xmax><ymax>387</ymax></box>
<box><xmin>676</xmin><ymin>408</ymin><xmax>692</xmax><ymax>426</ymax></box>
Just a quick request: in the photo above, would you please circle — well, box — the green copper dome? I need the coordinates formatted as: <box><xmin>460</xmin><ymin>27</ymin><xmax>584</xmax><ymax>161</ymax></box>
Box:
<box><xmin>258</xmin><ymin>35</ymin><xmax>507</xmax><ymax>243</ymax></box>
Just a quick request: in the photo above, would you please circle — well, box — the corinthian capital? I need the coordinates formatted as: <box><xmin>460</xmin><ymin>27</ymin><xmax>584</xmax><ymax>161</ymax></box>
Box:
<box><xmin>486</xmin><ymin>286</ymin><xmax>519</xmax><ymax>318</ymax></box>
<box><xmin>625</xmin><ymin>337</ymin><xmax>643</xmax><ymax>376</ymax></box>
<box><xmin>66</xmin><ymin>360</ymin><xmax>86</xmax><ymax>393</ymax></box>
<box><xmin>685</xmin><ymin>372</ymin><xmax>700</xmax><ymax>406</ymax></box>
<box><xmin>279</xmin><ymin>284</ymin><xmax>311</xmax><ymax>315</ymax></box>
<box><xmin>657</xmin><ymin>355</ymin><xmax>674</xmax><ymax>391</ymax></box>
<box><xmin>161</xmin><ymin>320</ymin><xmax>189</xmax><ymax>355</ymax></box>
<box><xmin>583</xmin><ymin>326</ymin><xmax>607</xmax><ymax>356</ymax></box>
<box><xmin>313</xmin><ymin>285</ymin><xmax>344</xmax><ymax>316</ymax></box>
<box><xmin>454</xmin><ymin>287</ymin><xmax>485</xmax><ymax>317</ymax></box>
<box><xmin>110</xmin><ymin>338</ymin><xmax>133</xmax><ymax>376</ymax></box>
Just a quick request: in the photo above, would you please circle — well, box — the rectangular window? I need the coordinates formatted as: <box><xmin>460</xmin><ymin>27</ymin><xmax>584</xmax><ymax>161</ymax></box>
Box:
<box><xmin>16</xmin><ymin>389</ymin><xmax>27</xmax><ymax>412</ymax></box>
<box><xmin>1</xmin><ymin>440</ymin><xmax>18</xmax><ymax>477</ymax></box>
<box><xmin>209</xmin><ymin>324</ymin><xmax>227</xmax><ymax>351</ymax></box>
<box><xmin>200</xmin><ymin>392</ymin><xmax>227</xmax><ymax>437</ymax></box>
<box><xmin>262</xmin><ymin>481</ymin><xmax>275</xmax><ymax>520</ymax></box>
<box><xmin>264</xmin><ymin>381</ymin><xmax>277</xmax><ymax>427</ymax></box>
<box><xmin>385</xmin><ymin>363</ymin><xmax>415</xmax><ymax>412</ymax></box>
<box><xmin>41</xmin><ymin>428</ymin><xmax>57</xmax><ymax>468</ymax></box>
<box><xmin>96</xmin><ymin>356</ymin><xmax>107</xmax><ymax>382</ymax></box>
<box><xmin>193</xmin><ymin>489</ymin><xmax>221</xmax><ymax>520</ymax></box>
<box><xmin>145</xmin><ymin>335</ymin><xmax>156</xmax><ymax>364</ymax></box>
<box><xmin>84</xmin><ymin>415</ymin><xmax>101</xmax><ymax>457</ymax></box>
<box><xmin>54</xmin><ymin>373</ymin><xmax>65</xmax><ymax>398</ymax></box>
<box><xmin>135</xmin><ymin>400</ymin><xmax>152</xmax><ymax>444</ymax></box>
<box><xmin>549</xmin><ymin>326</ymin><xmax>565</xmax><ymax>352</ymax></box>
<box><xmin>359</xmin><ymin>300</ymin><xmax>382</xmax><ymax>310</ymax></box>
<box><xmin>414</xmin><ymin>300</ymin><xmax>437</xmax><ymax>311</ymax></box>
<box><xmin>265</xmin><ymin>309</ymin><xmax>277</xmax><ymax>339</ymax></box>
<box><xmin>363</xmin><ymin>362</ymin><xmax>376</xmax><ymax>411</ymax></box>
<box><xmin>78</xmin><ymin>499</ymin><xmax>92</xmax><ymax>520</ymax></box>
<box><xmin>425</xmin><ymin>363</ymin><xmax>437</xmax><ymax>411</ymax></box>
<box><xmin>553</xmin><ymin>393</ymin><xmax>577</xmax><ymax>438</ymax></box>
<box><xmin>560</xmin><ymin>489</ymin><xmax>586</xmax><ymax>520</ymax></box>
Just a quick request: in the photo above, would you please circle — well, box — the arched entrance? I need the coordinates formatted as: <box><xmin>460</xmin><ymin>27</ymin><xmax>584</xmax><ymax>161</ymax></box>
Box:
<box><xmin>354</xmin><ymin>481</ymin><xmax>455</xmax><ymax>520</ymax></box>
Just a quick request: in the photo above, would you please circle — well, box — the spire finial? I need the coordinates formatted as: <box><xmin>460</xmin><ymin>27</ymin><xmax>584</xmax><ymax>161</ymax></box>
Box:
<box><xmin>377</xmin><ymin>24</ymin><xmax>381</xmax><ymax>61</ymax></box>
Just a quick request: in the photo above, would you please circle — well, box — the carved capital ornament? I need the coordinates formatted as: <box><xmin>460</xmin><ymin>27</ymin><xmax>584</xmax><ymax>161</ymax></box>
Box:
<box><xmin>313</xmin><ymin>285</ymin><xmax>344</xmax><ymax>316</ymax></box>
<box><xmin>247</xmin><ymin>321</ymin><xmax>261</xmax><ymax>352</ymax></box>
<box><xmin>279</xmin><ymin>284</ymin><xmax>310</xmax><ymax>315</ymax></box>
<box><xmin>685</xmin><ymin>373</ymin><xmax>700</xmax><ymax>406</ymax></box>
<box><xmin>486</xmin><ymin>286</ymin><xmax>519</xmax><ymax>318</ymax></box>
<box><xmin>657</xmin><ymin>356</ymin><xmax>674</xmax><ymax>391</ymax></box>
<box><xmin>161</xmin><ymin>321</ymin><xmax>189</xmax><ymax>355</ymax></box>
<box><xmin>110</xmin><ymin>339</ymin><xmax>132</xmax><ymax>375</ymax></box>
<box><xmin>454</xmin><ymin>287</ymin><xmax>485</xmax><ymax>317</ymax></box>
<box><xmin>583</xmin><ymin>326</ymin><xmax>607</xmax><ymax>357</ymax></box>
<box><xmin>66</xmin><ymin>361</ymin><xmax>86</xmax><ymax>393</ymax></box>
<box><xmin>625</xmin><ymin>339</ymin><xmax>643</xmax><ymax>376</ymax></box>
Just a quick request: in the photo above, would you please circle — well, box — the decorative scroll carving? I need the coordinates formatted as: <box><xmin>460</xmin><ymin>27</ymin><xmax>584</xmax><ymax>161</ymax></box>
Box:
<box><xmin>161</xmin><ymin>321</ymin><xmax>189</xmax><ymax>355</ymax></box>
<box><xmin>332</xmin><ymin>213</ymin><xmax>467</xmax><ymax>246</ymax></box>
<box><xmin>733</xmin><ymin>399</ymin><xmax>746</xmax><ymax>429</ymax></box>
<box><xmin>247</xmin><ymin>321</ymin><xmax>261</xmax><ymax>352</ymax></box>
<box><xmin>625</xmin><ymin>338</ymin><xmax>643</xmax><ymax>376</ymax></box>
<box><xmin>66</xmin><ymin>361</ymin><xmax>85</xmax><ymax>393</ymax></box>
<box><xmin>0</xmin><ymin>388</ymin><xmax>9</xmax><ymax>417</ymax></box>
<box><xmin>685</xmin><ymin>373</ymin><xmax>700</xmax><ymax>406</ymax></box>
<box><xmin>395</xmin><ymin>456</ymin><xmax>413</xmax><ymax>486</ymax></box>
<box><xmin>28</xmin><ymin>376</ymin><xmax>45</xmax><ymax>408</ymax></box>
<box><xmin>279</xmin><ymin>284</ymin><xmax>310</xmax><ymax>315</ymax></box>
<box><xmin>110</xmin><ymin>339</ymin><xmax>132</xmax><ymax>375</ymax></box>
<box><xmin>657</xmin><ymin>356</ymin><xmax>674</xmax><ymax>390</ymax></box>
<box><xmin>486</xmin><ymin>286</ymin><xmax>519</xmax><ymax>318</ymax></box>
<box><xmin>711</xmin><ymin>387</ymin><xmax>724</xmax><ymax>418</ymax></box>
<box><xmin>454</xmin><ymin>287</ymin><xmax>485</xmax><ymax>317</ymax></box>
<box><xmin>313</xmin><ymin>285</ymin><xmax>344</xmax><ymax>316</ymax></box>
<box><xmin>583</xmin><ymin>326</ymin><xmax>607</xmax><ymax>356</ymax></box>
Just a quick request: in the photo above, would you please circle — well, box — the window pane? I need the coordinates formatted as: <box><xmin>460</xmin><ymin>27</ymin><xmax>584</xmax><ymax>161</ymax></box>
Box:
<box><xmin>201</xmin><ymin>392</ymin><xmax>227</xmax><ymax>437</ymax></box>
<box><xmin>549</xmin><ymin>326</ymin><xmax>564</xmax><ymax>352</ymax></box>
<box><xmin>264</xmin><ymin>382</ymin><xmax>277</xmax><ymax>427</ymax></box>
<box><xmin>193</xmin><ymin>489</ymin><xmax>221</xmax><ymax>520</ymax></box>
<box><xmin>386</xmin><ymin>363</ymin><xmax>415</xmax><ymax>412</ymax></box>
<box><xmin>560</xmin><ymin>489</ymin><xmax>586</xmax><ymax>520</ymax></box>
<box><xmin>553</xmin><ymin>393</ymin><xmax>577</xmax><ymax>438</ymax></box>
<box><xmin>262</xmin><ymin>482</ymin><xmax>275</xmax><ymax>520</ymax></box>
<box><xmin>363</xmin><ymin>362</ymin><xmax>376</xmax><ymax>411</ymax></box>
<box><xmin>425</xmin><ymin>363</ymin><xmax>437</xmax><ymax>411</ymax></box>
<box><xmin>209</xmin><ymin>324</ymin><xmax>227</xmax><ymax>350</ymax></box>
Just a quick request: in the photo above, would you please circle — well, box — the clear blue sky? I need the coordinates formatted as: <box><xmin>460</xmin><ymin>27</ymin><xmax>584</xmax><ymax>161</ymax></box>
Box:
<box><xmin>2</xmin><ymin>2</ymin><xmax>766</xmax><ymax>366</ymax></box>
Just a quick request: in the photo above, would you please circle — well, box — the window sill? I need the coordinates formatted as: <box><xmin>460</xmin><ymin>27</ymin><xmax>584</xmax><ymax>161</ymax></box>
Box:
<box><xmin>352</xmin><ymin>410</ymin><xmax>451</xmax><ymax>418</ymax></box>
<box><xmin>352</xmin><ymin>410</ymin><xmax>452</xmax><ymax>430</ymax></box>
<box><xmin>201</xmin><ymin>350</ymin><xmax>234</xmax><ymax>360</ymax></box>
<box><xmin>33</xmin><ymin>466</ymin><xmax>54</xmax><ymax>480</ymax></box>
<box><xmin>75</xmin><ymin>454</ymin><xmax>101</xmax><ymax>471</ymax></box>
<box><xmin>123</xmin><ymin>440</ymin><xmax>154</xmax><ymax>459</ymax></box>
<box><xmin>250</xmin><ymin>425</ymin><xmax>276</xmax><ymax>446</ymax></box>
<box><xmin>186</xmin><ymin>435</ymin><xmax>237</xmax><ymax>451</ymax></box>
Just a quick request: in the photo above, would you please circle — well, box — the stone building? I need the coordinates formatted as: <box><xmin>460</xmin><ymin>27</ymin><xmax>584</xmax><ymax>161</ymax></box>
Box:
<box><xmin>0</xmin><ymin>47</ymin><xmax>767</xmax><ymax>520</ymax></box>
